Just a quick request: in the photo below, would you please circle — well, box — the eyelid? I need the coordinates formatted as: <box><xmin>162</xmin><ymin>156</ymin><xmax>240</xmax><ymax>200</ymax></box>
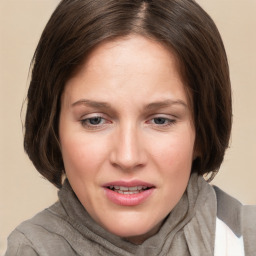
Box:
<box><xmin>146</xmin><ymin>113</ymin><xmax>177</xmax><ymax>120</ymax></box>
<box><xmin>80</xmin><ymin>112</ymin><xmax>106</xmax><ymax>119</ymax></box>
<box><xmin>145</xmin><ymin>114</ymin><xmax>177</xmax><ymax>127</ymax></box>
<box><xmin>80</xmin><ymin>113</ymin><xmax>112</xmax><ymax>130</ymax></box>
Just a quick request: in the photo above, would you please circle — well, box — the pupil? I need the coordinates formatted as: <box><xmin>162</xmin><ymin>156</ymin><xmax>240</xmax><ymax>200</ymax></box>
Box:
<box><xmin>90</xmin><ymin>117</ymin><xmax>101</xmax><ymax>125</ymax></box>
<box><xmin>154</xmin><ymin>118</ymin><xmax>165</xmax><ymax>124</ymax></box>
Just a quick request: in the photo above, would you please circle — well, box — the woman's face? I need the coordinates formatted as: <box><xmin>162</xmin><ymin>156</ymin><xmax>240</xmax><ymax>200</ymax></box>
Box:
<box><xmin>59</xmin><ymin>35</ymin><xmax>195</xmax><ymax>244</ymax></box>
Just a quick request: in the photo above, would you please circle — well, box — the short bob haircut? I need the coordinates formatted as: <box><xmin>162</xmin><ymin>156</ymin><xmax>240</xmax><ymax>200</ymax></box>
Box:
<box><xmin>24</xmin><ymin>0</ymin><xmax>232</xmax><ymax>188</ymax></box>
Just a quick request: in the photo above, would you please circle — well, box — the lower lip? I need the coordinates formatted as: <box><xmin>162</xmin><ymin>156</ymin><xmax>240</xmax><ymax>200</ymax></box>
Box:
<box><xmin>104</xmin><ymin>188</ymin><xmax>154</xmax><ymax>206</ymax></box>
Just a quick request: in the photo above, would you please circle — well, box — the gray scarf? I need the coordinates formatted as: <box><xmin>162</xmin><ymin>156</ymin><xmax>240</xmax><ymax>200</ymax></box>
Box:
<box><xmin>54</xmin><ymin>173</ymin><xmax>217</xmax><ymax>255</ymax></box>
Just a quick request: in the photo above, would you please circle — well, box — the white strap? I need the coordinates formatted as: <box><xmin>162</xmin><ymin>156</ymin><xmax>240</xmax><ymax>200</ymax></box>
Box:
<box><xmin>214</xmin><ymin>218</ymin><xmax>245</xmax><ymax>256</ymax></box>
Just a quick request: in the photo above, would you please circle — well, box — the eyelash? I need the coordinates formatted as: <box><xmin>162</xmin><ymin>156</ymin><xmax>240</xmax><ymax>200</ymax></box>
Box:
<box><xmin>80</xmin><ymin>116</ymin><xmax>109</xmax><ymax>129</ymax></box>
<box><xmin>80</xmin><ymin>115</ymin><xmax>176</xmax><ymax>130</ymax></box>
<box><xmin>147</xmin><ymin>117</ymin><xmax>176</xmax><ymax>127</ymax></box>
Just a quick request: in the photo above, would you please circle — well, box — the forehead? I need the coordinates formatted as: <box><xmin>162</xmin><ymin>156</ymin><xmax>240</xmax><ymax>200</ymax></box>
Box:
<box><xmin>85</xmin><ymin>35</ymin><xmax>178</xmax><ymax>69</ymax></box>
<box><xmin>63</xmin><ymin>35</ymin><xmax>190</xmax><ymax>109</ymax></box>
<box><xmin>70</xmin><ymin>35</ymin><xmax>182</xmax><ymax>81</ymax></box>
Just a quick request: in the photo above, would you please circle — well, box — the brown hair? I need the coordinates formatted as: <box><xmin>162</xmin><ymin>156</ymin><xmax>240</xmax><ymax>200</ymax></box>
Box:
<box><xmin>24</xmin><ymin>0</ymin><xmax>232</xmax><ymax>188</ymax></box>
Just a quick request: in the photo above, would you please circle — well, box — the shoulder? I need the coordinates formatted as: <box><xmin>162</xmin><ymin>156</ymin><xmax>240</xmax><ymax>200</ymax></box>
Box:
<box><xmin>5</xmin><ymin>230</ymin><xmax>39</xmax><ymax>256</ymax></box>
<box><xmin>241</xmin><ymin>205</ymin><xmax>256</xmax><ymax>256</ymax></box>
<box><xmin>5</xmin><ymin>202</ymin><xmax>77</xmax><ymax>256</ymax></box>
<box><xmin>213</xmin><ymin>186</ymin><xmax>256</xmax><ymax>256</ymax></box>
<box><xmin>213</xmin><ymin>186</ymin><xmax>243</xmax><ymax>236</ymax></box>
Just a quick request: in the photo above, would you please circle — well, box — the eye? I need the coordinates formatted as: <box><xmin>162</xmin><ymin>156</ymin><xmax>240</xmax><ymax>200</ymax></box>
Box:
<box><xmin>146</xmin><ymin>116</ymin><xmax>176</xmax><ymax>127</ymax></box>
<box><xmin>86</xmin><ymin>117</ymin><xmax>103</xmax><ymax>125</ymax></box>
<box><xmin>80</xmin><ymin>115</ymin><xmax>110</xmax><ymax>130</ymax></box>
<box><xmin>153</xmin><ymin>117</ymin><xmax>169</xmax><ymax>125</ymax></box>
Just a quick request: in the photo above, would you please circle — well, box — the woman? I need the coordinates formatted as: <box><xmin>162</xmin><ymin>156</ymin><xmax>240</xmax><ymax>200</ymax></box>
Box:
<box><xmin>5</xmin><ymin>0</ymin><xmax>255</xmax><ymax>255</ymax></box>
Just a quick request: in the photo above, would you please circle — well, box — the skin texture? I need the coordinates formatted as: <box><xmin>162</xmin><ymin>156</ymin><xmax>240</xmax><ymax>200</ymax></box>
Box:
<box><xmin>59</xmin><ymin>35</ymin><xmax>196</xmax><ymax>244</ymax></box>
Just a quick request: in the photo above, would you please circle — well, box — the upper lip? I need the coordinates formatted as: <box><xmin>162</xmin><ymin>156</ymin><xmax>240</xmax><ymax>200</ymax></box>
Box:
<box><xmin>102</xmin><ymin>180</ymin><xmax>155</xmax><ymax>188</ymax></box>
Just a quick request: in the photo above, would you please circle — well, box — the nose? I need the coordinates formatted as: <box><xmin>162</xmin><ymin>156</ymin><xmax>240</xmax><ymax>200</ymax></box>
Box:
<box><xmin>110</xmin><ymin>123</ymin><xmax>147</xmax><ymax>171</ymax></box>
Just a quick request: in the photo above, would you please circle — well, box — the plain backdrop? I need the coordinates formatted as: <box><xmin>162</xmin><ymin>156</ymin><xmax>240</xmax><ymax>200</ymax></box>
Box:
<box><xmin>0</xmin><ymin>0</ymin><xmax>255</xmax><ymax>254</ymax></box>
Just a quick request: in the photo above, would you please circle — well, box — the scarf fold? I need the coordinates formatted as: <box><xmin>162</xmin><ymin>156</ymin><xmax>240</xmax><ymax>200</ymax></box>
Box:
<box><xmin>54</xmin><ymin>173</ymin><xmax>217</xmax><ymax>255</ymax></box>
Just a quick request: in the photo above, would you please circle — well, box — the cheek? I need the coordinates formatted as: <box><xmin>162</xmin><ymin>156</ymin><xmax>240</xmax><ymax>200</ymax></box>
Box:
<box><xmin>60</xmin><ymin>134</ymin><xmax>108</xmax><ymax>177</ymax></box>
<box><xmin>150</xmin><ymin>130</ymin><xmax>195</xmax><ymax>170</ymax></box>
<box><xmin>156</xmin><ymin>132</ymin><xmax>194</xmax><ymax>205</ymax></box>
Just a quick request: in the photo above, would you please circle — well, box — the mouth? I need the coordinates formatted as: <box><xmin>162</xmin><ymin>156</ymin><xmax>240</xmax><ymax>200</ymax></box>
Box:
<box><xmin>106</xmin><ymin>185</ymin><xmax>152</xmax><ymax>194</ymax></box>
<box><xmin>103</xmin><ymin>181</ymin><xmax>155</xmax><ymax>206</ymax></box>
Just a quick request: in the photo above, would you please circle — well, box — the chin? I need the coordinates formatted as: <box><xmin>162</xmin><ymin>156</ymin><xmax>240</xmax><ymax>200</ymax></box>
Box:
<box><xmin>109</xmin><ymin>225</ymin><xmax>148</xmax><ymax>238</ymax></box>
<box><xmin>100</xmin><ymin>214</ymin><xmax>162</xmax><ymax>243</ymax></box>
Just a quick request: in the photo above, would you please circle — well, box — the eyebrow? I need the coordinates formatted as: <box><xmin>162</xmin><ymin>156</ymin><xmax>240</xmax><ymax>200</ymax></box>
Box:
<box><xmin>71</xmin><ymin>99</ymin><xmax>187</xmax><ymax>110</ymax></box>
<box><xmin>72</xmin><ymin>99</ymin><xmax>112</xmax><ymax>109</ymax></box>
<box><xmin>145</xmin><ymin>99</ymin><xmax>188</xmax><ymax>110</ymax></box>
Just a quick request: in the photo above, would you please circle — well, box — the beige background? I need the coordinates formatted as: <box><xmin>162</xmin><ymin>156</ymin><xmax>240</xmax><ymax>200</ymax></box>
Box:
<box><xmin>0</xmin><ymin>0</ymin><xmax>255</xmax><ymax>254</ymax></box>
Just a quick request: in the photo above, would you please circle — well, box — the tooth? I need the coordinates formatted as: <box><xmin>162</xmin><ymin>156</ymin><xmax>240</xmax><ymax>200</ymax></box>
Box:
<box><xmin>137</xmin><ymin>186</ymin><xmax>142</xmax><ymax>190</ymax></box>
<box><xmin>128</xmin><ymin>186</ymin><xmax>138</xmax><ymax>191</ymax></box>
<box><xmin>142</xmin><ymin>186</ymin><xmax>148</xmax><ymax>190</ymax></box>
<box><xmin>109</xmin><ymin>186</ymin><xmax>114</xmax><ymax>189</ymax></box>
<box><xmin>114</xmin><ymin>186</ymin><xmax>120</xmax><ymax>190</ymax></box>
<box><xmin>119</xmin><ymin>186</ymin><xmax>129</xmax><ymax>191</ymax></box>
<box><xmin>117</xmin><ymin>190</ymin><xmax>124</xmax><ymax>194</ymax></box>
<box><xmin>123</xmin><ymin>191</ymin><xmax>130</xmax><ymax>194</ymax></box>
